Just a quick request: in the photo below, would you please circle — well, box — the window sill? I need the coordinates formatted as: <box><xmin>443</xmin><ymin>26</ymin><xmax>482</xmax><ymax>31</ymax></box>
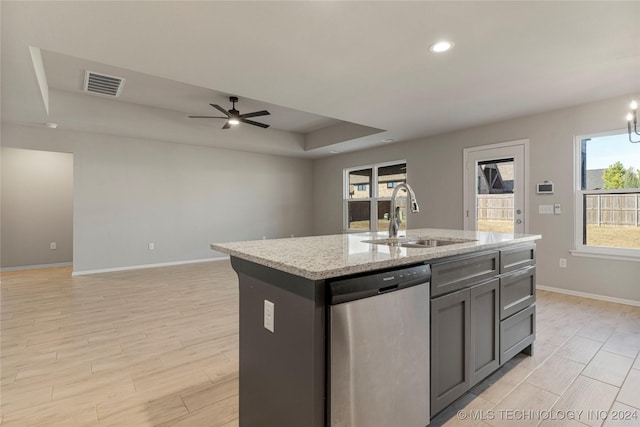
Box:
<box><xmin>570</xmin><ymin>249</ymin><xmax>640</xmax><ymax>263</ymax></box>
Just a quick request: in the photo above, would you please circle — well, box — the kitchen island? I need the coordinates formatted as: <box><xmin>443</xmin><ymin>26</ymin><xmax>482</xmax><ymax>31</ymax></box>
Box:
<box><xmin>212</xmin><ymin>228</ymin><xmax>541</xmax><ymax>427</ymax></box>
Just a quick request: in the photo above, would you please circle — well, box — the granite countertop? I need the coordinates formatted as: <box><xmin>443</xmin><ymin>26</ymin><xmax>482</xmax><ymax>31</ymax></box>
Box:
<box><xmin>211</xmin><ymin>228</ymin><xmax>541</xmax><ymax>280</ymax></box>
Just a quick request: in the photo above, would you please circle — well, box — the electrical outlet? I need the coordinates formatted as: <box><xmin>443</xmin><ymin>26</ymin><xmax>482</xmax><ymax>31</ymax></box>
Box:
<box><xmin>264</xmin><ymin>300</ymin><xmax>274</xmax><ymax>333</ymax></box>
<box><xmin>148</xmin><ymin>243</ymin><xmax>155</xmax><ymax>250</ymax></box>
<box><xmin>50</xmin><ymin>242</ymin><xmax>56</xmax><ymax>250</ymax></box>
<box><xmin>559</xmin><ymin>258</ymin><xmax>567</xmax><ymax>268</ymax></box>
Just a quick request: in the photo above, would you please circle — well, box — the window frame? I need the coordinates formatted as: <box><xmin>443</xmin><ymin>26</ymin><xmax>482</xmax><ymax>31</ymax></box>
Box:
<box><xmin>343</xmin><ymin>160</ymin><xmax>407</xmax><ymax>233</ymax></box>
<box><xmin>572</xmin><ymin>129</ymin><xmax>640</xmax><ymax>262</ymax></box>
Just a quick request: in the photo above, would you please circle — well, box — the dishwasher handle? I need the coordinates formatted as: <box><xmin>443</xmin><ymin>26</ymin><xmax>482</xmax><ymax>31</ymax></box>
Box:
<box><xmin>328</xmin><ymin>263</ymin><xmax>431</xmax><ymax>305</ymax></box>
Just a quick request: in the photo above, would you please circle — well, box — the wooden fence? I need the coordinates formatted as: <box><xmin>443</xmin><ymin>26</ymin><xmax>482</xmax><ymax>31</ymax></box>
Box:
<box><xmin>477</xmin><ymin>193</ymin><xmax>640</xmax><ymax>227</ymax></box>
<box><xmin>585</xmin><ymin>194</ymin><xmax>640</xmax><ymax>227</ymax></box>
<box><xmin>477</xmin><ymin>194</ymin><xmax>514</xmax><ymax>221</ymax></box>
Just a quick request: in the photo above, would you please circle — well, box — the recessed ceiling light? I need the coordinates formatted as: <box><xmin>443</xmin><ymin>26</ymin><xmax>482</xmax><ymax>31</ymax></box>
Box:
<box><xmin>329</xmin><ymin>150</ymin><xmax>340</xmax><ymax>154</ymax></box>
<box><xmin>44</xmin><ymin>122</ymin><xmax>58</xmax><ymax>128</ymax></box>
<box><xmin>429</xmin><ymin>40</ymin><xmax>454</xmax><ymax>53</ymax></box>
<box><xmin>381</xmin><ymin>138</ymin><xmax>396</xmax><ymax>143</ymax></box>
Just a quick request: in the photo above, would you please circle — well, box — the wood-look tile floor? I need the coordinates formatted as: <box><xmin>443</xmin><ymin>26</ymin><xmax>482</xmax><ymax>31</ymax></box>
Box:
<box><xmin>1</xmin><ymin>261</ymin><xmax>639</xmax><ymax>426</ymax></box>
<box><xmin>432</xmin><ymin>290</ymin><xmax>640</xmax><ymax>427</ymax></box>
<box><xmin>1</xmin><ymin>262</ymin><xmax>239</xmax><ymax>426</ymax></box>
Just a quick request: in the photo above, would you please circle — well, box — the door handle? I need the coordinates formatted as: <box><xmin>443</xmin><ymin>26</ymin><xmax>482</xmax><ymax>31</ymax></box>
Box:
<box><xmin>516</xmin><ymin>219</ymin><xmax>522</xmax><ymax>224</ymax></box>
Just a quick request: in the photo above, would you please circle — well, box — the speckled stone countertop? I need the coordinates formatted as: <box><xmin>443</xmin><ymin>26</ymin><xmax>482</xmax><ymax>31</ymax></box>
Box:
<box><xmin>211</xmin><ymin>228</ymin><xmax>541</xmax><ymax>281</ymax></box>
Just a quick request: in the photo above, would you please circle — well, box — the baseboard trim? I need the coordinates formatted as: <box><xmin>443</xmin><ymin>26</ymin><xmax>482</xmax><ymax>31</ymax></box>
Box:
<box><xmin>536</xmin><ymin>284</ymin><xmax>640</xmax><ymax>307</ymax></box>
<box><xmin>71</xmin><ymin>256</ymin><xmax>230</xmax><ymax>276</ymax></box>
<box><xmin>0</xmin><ymin>262</ymin><xmax>73</xmax><ymax>272</ymax></box>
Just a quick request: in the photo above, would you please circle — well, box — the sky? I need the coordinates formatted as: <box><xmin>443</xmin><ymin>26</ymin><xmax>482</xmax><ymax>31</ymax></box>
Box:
<box><xmin>585</xmin><ymin>133</ymin><xmax>640</xmax><ymax>171</ymax></box>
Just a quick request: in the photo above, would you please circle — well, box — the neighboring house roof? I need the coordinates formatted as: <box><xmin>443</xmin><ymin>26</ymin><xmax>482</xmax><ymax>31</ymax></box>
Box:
<box><xmin>586</xmin><ymin>169</ymin><xmax>605</xmax><ymax>190</ymax></box>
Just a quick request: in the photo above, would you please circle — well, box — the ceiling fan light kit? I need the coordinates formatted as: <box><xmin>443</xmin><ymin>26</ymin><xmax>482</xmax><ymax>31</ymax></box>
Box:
<box><xmin>189</xmin><ymin>96</ymin><xmax>270</xmax><ymax>129</ymax></box>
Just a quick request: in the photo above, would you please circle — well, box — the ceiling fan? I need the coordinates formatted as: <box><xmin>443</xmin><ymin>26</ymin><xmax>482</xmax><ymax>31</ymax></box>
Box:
<box><xmin>188</xmin><ymin>96</ymin><xmax>270</xmax><ymax>129</ymax></box>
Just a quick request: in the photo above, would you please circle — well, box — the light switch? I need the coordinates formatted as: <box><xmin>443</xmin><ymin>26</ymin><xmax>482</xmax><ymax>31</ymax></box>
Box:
<box><xmin>554</xmin><ymin>204</ymin><xmax>561</xmax><ymax>215</ymax></box>
<box><xmin>538</xmin><ymin>205</ymin><xmax>554</xmax><ymax>215</ymax></box>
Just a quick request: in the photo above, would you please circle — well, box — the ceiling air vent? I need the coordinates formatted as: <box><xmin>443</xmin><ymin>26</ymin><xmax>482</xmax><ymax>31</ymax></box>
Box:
<box><xmin>83</xmin><ymin>70</ymin><xmax>125</xmax><ymax>97</ymax></box>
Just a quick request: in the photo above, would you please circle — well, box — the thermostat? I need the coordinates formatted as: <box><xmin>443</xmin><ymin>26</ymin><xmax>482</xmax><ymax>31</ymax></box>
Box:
<box><xmin>536</xmin><ymin>181</ymin><xmax>554</xmax><ymax>194</ymax></box>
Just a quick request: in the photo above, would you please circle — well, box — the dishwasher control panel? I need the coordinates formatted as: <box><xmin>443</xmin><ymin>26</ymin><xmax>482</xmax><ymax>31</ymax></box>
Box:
<box><xmin>328</xmin><ymin>263</ymin><xmax>431</xmax><ymax>305</ymax></box>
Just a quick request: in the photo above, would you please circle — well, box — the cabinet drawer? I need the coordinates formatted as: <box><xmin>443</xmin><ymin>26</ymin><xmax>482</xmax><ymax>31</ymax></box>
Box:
<box><xmin>500</xmin><ymin>244</ymin><xmax>536</xmax><ymax>274</ymax></box>
<box><xmin>431</xmin><ymin>251</ymin><xmax>499</xmax><ymax>297</ymax></box>
<box><xmin>500</xmin><ymin>266</ymin><xmax>536</xmax><ymax>320</ymax></box>
<box><xmin>500</xmin><ymin>305</ymin><xmax>535</xmax><ymax>365</ymax></box>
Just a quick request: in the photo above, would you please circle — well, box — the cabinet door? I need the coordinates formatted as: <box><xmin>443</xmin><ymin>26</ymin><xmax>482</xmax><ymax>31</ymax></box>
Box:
<box><xmin>470</xmin><ymin>279</ymin><xmax>500</xmax><ymax>386</ymax></box>
<box><xmin>430</xmin><ymin>289</ymin><xmax>470</xmax><ymax>416</ymax></box>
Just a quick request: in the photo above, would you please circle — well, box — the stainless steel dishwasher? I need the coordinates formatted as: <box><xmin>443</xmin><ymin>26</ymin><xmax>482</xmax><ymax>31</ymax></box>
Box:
<box><xmin>328</xmin><ymin>263</ymin><xmax>431</xmax><ymax>427</ymax></box>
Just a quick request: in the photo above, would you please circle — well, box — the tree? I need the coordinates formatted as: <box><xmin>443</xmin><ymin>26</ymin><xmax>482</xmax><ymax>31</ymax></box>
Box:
<box><xmin>602</xmin><ymin>161</ymin><xmax>626</xmax><ymax>189</ymax></box>
<box><xmin>623</xmin><ymin>166</ymin><xmax>640</xmax><ymax>189</ymax></box>
<box><xmin>602</xmin><ymin>162</ymin><xmax>640</xmax><ymax>189</ymax></box>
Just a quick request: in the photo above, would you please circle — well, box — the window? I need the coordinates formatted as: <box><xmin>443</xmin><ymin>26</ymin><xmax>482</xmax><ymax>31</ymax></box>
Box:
<box><xmin>345</xmin><ymin>161</ymin><xmax>407</xmax><ymax>232</ymax></box>
<box><xmin>574</xmin><ymin>130</ymin><xmax>640</xmax><ymax>260</ymax></box>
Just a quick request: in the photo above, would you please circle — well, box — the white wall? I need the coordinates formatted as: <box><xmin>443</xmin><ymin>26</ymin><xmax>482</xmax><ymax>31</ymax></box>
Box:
<box><xmin>1</xmin><ymin>124</ymin><xmax>314</xmax><ymax>273</ymax></box>
<box><xmin>313</xmin><ymin>94</ymin><xmax>640</xmax><ymax>302</ymax></box>
<box><xmin>1</xmin><ymin>147</ymin><xmax>73</xmax><ymax>268</ymax></box>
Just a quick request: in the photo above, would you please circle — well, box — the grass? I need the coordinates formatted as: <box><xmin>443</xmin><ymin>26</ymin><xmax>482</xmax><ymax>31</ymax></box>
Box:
<box><xmin>586</xmin><ymin>225</ymin><xmax>640</xmax><ymax>249</ymax></box>
<box><xmin>479</xmin><ymin>220</ymin><xmax>640</xmax><ymax>249</ymax></box>
<box><xmin>477</xmin><ymin>220</ymin><xmax>514</xmax><ymax>234</ymax></box>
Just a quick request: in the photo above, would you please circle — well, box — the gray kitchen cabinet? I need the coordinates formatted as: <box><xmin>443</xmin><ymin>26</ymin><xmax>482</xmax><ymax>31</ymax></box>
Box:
<box><xmin>430</xmin><ymin>245</ymin><xmax>537</xmax><ymax>418</ymax></box>
<box><xmin>430</xmin><ymin>287</ymin><xmax>470</xmax><ymax>416</ymax></box>
<box><xmin>498</xmin><ymin>243</ymin><xmax>537</xmax><ymax>364</ymax></box>
<box><xmin>499</xmin><ymin>265</ymin><xmax>535</xmax><ymax>320</ymax></box>
<box><xmin>500</xmin><ymin>304</ymin><xmax>535</xmax><ymax>364</ymax></box>
<box><xmin>430</xmin><ymin>277</ymin><xmax>500</xmax><ymax>415</ymax></box>
<box><xmin>470</xmin><ymin>278</ymin><xmax>500</xmax><ymax>386</ymax></box>
<box><xmin>431</xmin><ymin>250</ymin><xmax>499</xmax><ymax>297</ymax></box>
<box><xmin>430</xmin><ymin>250</ymin><xmax>501</xmax><ymax>416</ymax></box>
<box><xmin>499</xmin><ymin>244</ymin><xmax>536</xmax><ymax>273</ymax></box>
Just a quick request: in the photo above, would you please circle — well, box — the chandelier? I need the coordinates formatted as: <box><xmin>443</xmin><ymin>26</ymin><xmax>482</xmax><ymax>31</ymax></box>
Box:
<box><xmin>626</xmin><ymin>100</ymin><xmax>639</xmax><ymax>143</ymax></box>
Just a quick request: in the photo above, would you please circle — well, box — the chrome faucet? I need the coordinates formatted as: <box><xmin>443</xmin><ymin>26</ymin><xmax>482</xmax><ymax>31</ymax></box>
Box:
<box><xmin>389</xmin><ymin>183</ymin><xmax>420</xmax><ymax>238</ymax></box>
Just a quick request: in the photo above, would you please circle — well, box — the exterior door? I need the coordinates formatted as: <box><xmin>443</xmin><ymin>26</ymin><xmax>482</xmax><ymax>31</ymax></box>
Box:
<box><xmin>463</xmin><ymin>140</ymin><xmax>528</xmax><ymax>234</ymax></box>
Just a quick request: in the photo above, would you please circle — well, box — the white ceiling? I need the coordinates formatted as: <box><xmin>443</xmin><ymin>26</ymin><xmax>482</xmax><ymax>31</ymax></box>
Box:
<box><xmin>2</xmin><ymin>1</ymin><xmax>639</xmax><ymax>158</ymax></box>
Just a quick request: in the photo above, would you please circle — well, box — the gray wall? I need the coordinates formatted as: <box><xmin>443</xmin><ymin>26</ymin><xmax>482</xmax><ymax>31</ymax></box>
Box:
<box><xmin>1</xmin><ymin>147</ymin><xmax>73</xmax><ymax>268</ymax></box>
<box><xmin>313</xmin><ymin>94</ymin><xmax>640</xmax><ymax>302</ymax></box>
<box><xmin>1</xmin><ymin>124</ymin><xmax>314</xmax><ymax>273</ymax></box>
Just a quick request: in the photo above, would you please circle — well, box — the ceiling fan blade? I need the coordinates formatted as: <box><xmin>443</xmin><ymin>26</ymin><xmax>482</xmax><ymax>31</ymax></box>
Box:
<box><xmin>222</xmin><ymin>121</ymin><xmax>231</xmax><ymax>130</ymax></box>
<box><xmin>241</xmin><ymin>118</ymin><xmax>270</xmax><ymax>128</ymax></box>
<box><xmin>210</xmin><ymin>104</ymin><xmax>230</xmax><ymax>117</ymax></box>
<box><xmin>240</xmin><ymin>110</ymin><xmax>270</xmax><ymax>119</ymax></box>
<box><xmin>188</xmin><ymin>115</ymin><xmax>228</xmax><ymax>119</ymax></box>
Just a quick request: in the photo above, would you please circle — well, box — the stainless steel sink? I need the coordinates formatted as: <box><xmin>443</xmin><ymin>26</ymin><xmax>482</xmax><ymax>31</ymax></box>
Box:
<box><xmin>362</xmin><ymin>236</ymin><xmax>477</xmax><ymax>249</ymax></box>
